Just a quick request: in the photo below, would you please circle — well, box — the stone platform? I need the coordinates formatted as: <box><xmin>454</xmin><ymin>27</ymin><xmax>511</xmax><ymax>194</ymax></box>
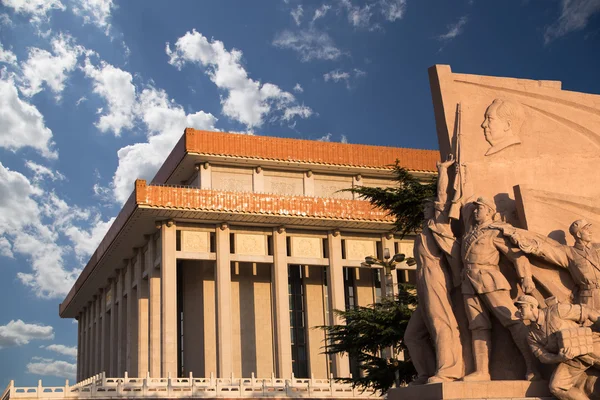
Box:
<box><xmin>387</xmin><ymin>381</ymin><xmax>552</xmax><ymax>400</ymax></box>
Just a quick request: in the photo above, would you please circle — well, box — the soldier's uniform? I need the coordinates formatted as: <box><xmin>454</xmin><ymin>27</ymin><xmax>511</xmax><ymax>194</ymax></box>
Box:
<box><xmin>509</xmin><ymin>220</ymin><xmax>600</xmax><ymax>310</ymax></box>
<box><xmin>462</xmin><ymin>222</ymin><xmax>532</xmax><ymax>330</ymax></box>
<box><xmin>520</xmin><ymin>297</ymin><xmax>600</xmax><ymax>398</ymax></box>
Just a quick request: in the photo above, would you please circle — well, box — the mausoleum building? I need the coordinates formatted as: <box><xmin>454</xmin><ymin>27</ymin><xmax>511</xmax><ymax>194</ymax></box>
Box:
<box><xmin>58</xmin><ymin>128</ymin><xmax>438</xmax><ymax>383</ymax></box>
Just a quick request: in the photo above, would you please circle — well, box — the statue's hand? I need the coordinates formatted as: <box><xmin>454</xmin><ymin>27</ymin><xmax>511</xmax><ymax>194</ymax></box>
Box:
<box><xmin>521</xmin><ymin>276</ymin><xmax>535</xmax><ymax>294</ymax></box>
<box><xmin>437</xmin><ymin>154</ymin><xmax>455</xmax><ymax>170</ymax></box>
<box><xmin>558</xmin><ymin>348</ymin><xmax>578</xmax><ymax>361</ymax></box>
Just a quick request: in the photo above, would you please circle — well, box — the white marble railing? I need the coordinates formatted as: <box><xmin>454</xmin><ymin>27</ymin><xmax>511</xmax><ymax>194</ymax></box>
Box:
<box><xmin>3</xmin><ymin>372</ymin><xmax>380</xmax><ymax>399</ymax></box>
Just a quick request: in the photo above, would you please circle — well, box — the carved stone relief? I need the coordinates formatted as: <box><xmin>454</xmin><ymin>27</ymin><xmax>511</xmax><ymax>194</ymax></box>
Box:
<box><xmin>345</xmin><ymin>239</ymin><xmax>377</xmax><ymax>261</ymax></box>
<box><xmin>290</xmin><ymin>236</ymin><xmax>322</xmax><ymax>258</ymax></box>
<box><xmin>181</xmin><ymin>231</ymin><xmax>210</xmax><ymax>253</ymax></box>
<box><xmin>235</xmin><ymin>233</ymin><xmax>267</xmax><ymax>256</ymax></box>
<box><xmin>481</xmin><ymin>98</ymin><xmax>525</xmax><ymax>156</ymax></box>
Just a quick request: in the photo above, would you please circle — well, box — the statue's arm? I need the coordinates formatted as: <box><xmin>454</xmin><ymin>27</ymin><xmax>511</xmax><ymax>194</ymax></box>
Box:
<box><xmin>494</xmin><ymin>233</ymin><xmax>534</xmax><ymax>293</ymax></box>
<box><xmin>500</xmin><ymin>227</ymin><xmax>570</xmax><ymax>268</ymax></box>
<box><xmin>433</xmin><ymin>155</ymin><xmax>455</xmax><ymax>222</ymax></box>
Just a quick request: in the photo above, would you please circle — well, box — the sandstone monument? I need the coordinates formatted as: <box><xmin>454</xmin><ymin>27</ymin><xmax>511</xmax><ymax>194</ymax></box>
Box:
<box><xmin>390</xmin><ymin>65</ymin><xmax>600</xmax><ymax>400</ymax></box>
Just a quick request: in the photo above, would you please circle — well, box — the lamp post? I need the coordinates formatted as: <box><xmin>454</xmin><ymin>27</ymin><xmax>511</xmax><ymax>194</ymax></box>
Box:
<box><xmin>362</xmin><ymin>248</ymin><xmax>415</xmax><ymax>388</ymax></box>
<box><xmin>362</xmin><ymin>248</ymin><xmax>413</xmax><ymax>299</ymax></box>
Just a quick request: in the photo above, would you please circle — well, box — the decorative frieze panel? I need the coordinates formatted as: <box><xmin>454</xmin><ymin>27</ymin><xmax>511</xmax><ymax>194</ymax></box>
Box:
<box><xmin>397</xmin><ymin>241</ymin><xmax>415</xmax><ymax>261</ymax></box>
<box><xmin>181</xmin><ymin>231</ymin><xmax>210</xmax><ymax>253</ymax></box>
<box><xmin>264</xmin><ymin>176</ymin><xmax>303</xmax><ymax>196</ymax></box>
<box><xmin>345</xmin><ymin>239</ymin><xmax>377</xmax><ymax>261</ymax></box>
<box><xmin>212</xmin><ymin>167</ymin><xmax>253</xmax><ymax>192</ymax></box>
<box><xmin>235</xmin><ymin>233</ymin><xmax>267</xmax><ymax>256</ymax></box>
<box><xmin>290</xmin><ymin>236</ymin><xmax>322</xmax><ymax>258</ymax></box>
<box><xmin>314</xmin><ymin>175</ymin><xmax>353</xmax><ymax>199</ymax></box>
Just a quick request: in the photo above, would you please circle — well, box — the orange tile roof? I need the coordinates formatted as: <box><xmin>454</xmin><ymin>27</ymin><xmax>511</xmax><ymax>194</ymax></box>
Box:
<box><xmin>136</xmin><ymin>180</ymin><xmax>395</xmax><ymax>222</ymax></box>
<box><xmin>185</xmin><ymin>129</ymin><xmax>439</xmax><ymax>171</ymax></box>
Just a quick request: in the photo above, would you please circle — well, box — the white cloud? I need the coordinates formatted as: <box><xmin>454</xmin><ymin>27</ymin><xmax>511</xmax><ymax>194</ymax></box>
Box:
<box><xmin>340</xmin><ymin>0</ymin><xmax>375</xmax><ymax>29</ymax></box>
<box><xmin>0</xmin><ymin>41</ymin><xmax>17</xmax><ymax>66</ymax></box>
<box><xmin>82</xmin><ymin>58</ymin><xmax>136</xmax><ymax>136</ymax></box>
<box><xmin>341</xmin><ymin>134</ymin><xmax>348</xmax><ymax>143</ymax></box>
<box><xmin>75</xmin><ymin>96</ymin><xmax>87</xmax><ymax>106</ymax></box>
<box><xmin>19</xmin><ymin>34</ymin><xmax>85</xmax><ymax>98</ymax></box>
<box><xmin>0</xmin><ymin>162</ymin><xmax>113</xmax><ymax>298</ymax></box>
<box><xmin>317</xmin><ymin>133</ymin><xmax>332</xmax><ymax>142</ymax></box>
<box><xmin>167</xmin><ymin>30</ymin><xmax>312</xmax><ymax>129</ymax></box>
<box><xmin>1</xmin><ymin>0</ymin><xmax>65</xmax><ymax>25</ymax></box>
<box><xmin>273</xmin><ymin>29</ymin><xmax>343</xmax><ymax>61</ymax></box>
<box><xmin>312</xmin><ymin>4</ymin><xmax>331</xmax><ymax>23</ymax></box>
<box><xmin>323</xmin><ymin>68</ymin><xmax>365</xmax><ymax>88</ymax></box>
<box><xmin>545</xmin><ymin>0</ymin><xmax>600</xmax><ymax>43</ymax></box>
<box><xmin>0</xmin><ymin>320</ymin><xmax>54</xmax><ymax>348</ymax></box>
<box><xmin>0</xmin><ymin>75</ymin><xmax>57</xmax><ymax>159</ymax></box>
<box><xmin>0</xmin><ymin>13</ymin><xmax>12</xmax><ymax>26</ymax></box>
<box><xmin>291</xmin><ymin>4</ymin><xmax>303</xmax><ymax>26</ymax></box>
<box><xmin>71</xmin><ymin>0</ymin><xmax>114</xmax><ymax>35</ymax></box>
<box><xmin>293</xmin><ymin>83</ymin><xmax>303</xmax><ymax>93</ymax></box>
<box><xmin>111</xmin><ymin>86</ymin><xmax>218</xmax><ymax>203</ymax></box>
<box><xmin>0</xmin><ymin>237</ymin><xmax>13</xmax><ymax>258</ymax></box>
<box><xmin>324</xmin><ymin>69</ymin><xmax>350</xmax><ymax>82</ymax></box>
<box><xmin>42</xmin><ymin>344</ymin><xmax>77</xmax><ymax>358</ymax></box>
<box><xmin>27</xmin><ymin>358</ymin><xmax>75</xmax><ymax>379</ymax></box>
<box><xmin>25</xmin><ymin>161</ymin><xmax>65</xmax><ymax>182</ymax></box>
<box><xmin>379</xmin><ymin>0</ymin><xmax>406</xmax><ymax>21</ymax></box>
<box><xmin>64</xmin><ymin>215</ymin><xmax>114</xmax><ymax>260</ymax></box>
<box><xmin>438</xmin><ymin>16</ymin><xmax>468</xmax><ymax>41</ymax></box>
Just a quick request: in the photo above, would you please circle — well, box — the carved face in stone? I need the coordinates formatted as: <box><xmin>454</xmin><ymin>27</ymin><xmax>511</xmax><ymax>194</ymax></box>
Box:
<box><xmin>473</xmin><ymin>203</ymin><xmax>493</xmax><ymax>225</ymax></box>
<box><xmin>481</xmin><ymin>103</ymin><xmax>510</xmax><ymax>146</ymax></box>
<box><xmin>481</xmin><ymin>98</ymin><xmax>524</xmax><ymax>156</ymax></box>
<box><xmin>423</xmin><ymin>201</ymin><xmax>435</xmax><ymax>220</ymax></box>
<box><xmin>515</xmin><ymin>303</ymin><xmax>535</xmax><ymax>322</ymax></box>
<box><xmin>577</xmin><ymin>225</ymin><xmax>593</xmax><ymax>243</ymax></box>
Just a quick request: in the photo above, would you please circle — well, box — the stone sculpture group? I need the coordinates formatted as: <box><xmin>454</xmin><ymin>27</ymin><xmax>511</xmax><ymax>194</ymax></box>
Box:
<box><xmin>405</xmin><ymin>65</ymin><xmax>600</xmax><ymax>400</ymax></box>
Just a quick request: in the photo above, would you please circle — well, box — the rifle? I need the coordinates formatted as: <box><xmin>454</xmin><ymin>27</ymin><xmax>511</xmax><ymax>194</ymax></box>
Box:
<box><xmin>449</xmin><ymin>103</ymin><xmax>463</xmax><ymax>220</ymax></box>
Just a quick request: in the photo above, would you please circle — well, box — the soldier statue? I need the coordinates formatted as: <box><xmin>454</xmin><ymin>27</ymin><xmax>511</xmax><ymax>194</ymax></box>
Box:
<box><xmin>459</xmin><ymin>197</ymin><xmax>541</xmax><ymax>381</ymax></box>
<box><xmin>515</xmin><ymin>295</ymin><xmax>600</xmax><ymax>400</ymax></box>
<box><xmin>504</xmin><ymin>220</ymin><xmax>600</xmax><ymax>310</ymax></box>
<box><xmin>404</xmin><ymin>155</ymin><xmax>464</xmax><ymax>384</ymax></box>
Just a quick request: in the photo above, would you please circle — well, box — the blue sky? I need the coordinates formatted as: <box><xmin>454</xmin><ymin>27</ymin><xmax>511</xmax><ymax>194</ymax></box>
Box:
<box><xmin>0</xmin><ymin>0</ymin><xmax>599</xmax><ymax>388</ymax></box>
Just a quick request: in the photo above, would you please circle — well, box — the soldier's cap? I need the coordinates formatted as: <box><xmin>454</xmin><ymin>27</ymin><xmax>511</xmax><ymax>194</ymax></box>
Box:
<box><xmin>515</xmin><ymin>295</ymin><xmax>538</xmax><ymax>308</ymax></box>
<box><xmin>474</xmin><ymin>197</ymin><xmax>496</xmax><ymax>213</ymax></box>
<box><xmin>569</xmin><ymin>219</ymin><xmax>592</xmax><ymax>237</ymax></box>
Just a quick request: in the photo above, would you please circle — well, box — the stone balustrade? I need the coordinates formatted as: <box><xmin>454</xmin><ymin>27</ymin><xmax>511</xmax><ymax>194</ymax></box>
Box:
<box><xmin>2</xmin><ymin>373</ymin><xmax>380</xmax><ymax>399</ymax></box>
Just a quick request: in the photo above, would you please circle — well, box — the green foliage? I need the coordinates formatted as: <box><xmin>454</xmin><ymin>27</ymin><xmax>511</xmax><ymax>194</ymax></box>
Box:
<box><xmin>320</xmin><ymin>161</ymin><xmax>438</xmax><ymax>392</ymax></box>
<box><xmin>347</xmin><ymin>161</ymin><xmax>437</xmax><ymax>238</ymax></box>
<box><xmin>320</xmin><ymin>287</ymin><xmax>418</xmax><ymax>393</ymax></box>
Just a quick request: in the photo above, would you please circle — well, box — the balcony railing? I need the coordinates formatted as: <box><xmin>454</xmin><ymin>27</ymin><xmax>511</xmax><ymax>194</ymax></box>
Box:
<box><xmin>3</xmin><ymin>372</ymin><xmax>380</xmax><ymax>399</ymax></box>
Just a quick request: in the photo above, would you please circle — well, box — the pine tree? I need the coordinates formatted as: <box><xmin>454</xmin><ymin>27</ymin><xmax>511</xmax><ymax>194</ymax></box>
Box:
<box><xmin>320</xmin><ymin>162</ymin><xmax>436</xmax><ymax>393</ymax></box>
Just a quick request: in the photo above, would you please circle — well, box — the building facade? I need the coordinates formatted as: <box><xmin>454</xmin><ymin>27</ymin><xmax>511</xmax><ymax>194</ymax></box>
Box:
<box><xmin>58</xmin><ymin>129</ymin><xmax>438</xmax><ymax>383</ymax></box>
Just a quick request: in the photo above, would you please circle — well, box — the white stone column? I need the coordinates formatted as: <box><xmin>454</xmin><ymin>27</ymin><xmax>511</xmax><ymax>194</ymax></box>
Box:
<box><xmin>100</xmin><ymin>287</ymin><xmax>107</xmax><ymax>374</ymax></box>
<box><xmin>253</xmin><ymin>166</ymin><xmax>264</xmax><ymax>192</ymax></box>
<box><xmin>95</xmin><ymin>293</ymin><xmax>101</xmax><ymax>374</ymax></box>
<box><xmin>126</xmin><ymin>259</ymin><xmax>138</xmax><ymax>376</ymax></box>
<box><xmin>215</xmin><ymin>223</ymin><xmax>232</xmax><ymax>377</ymax></box>
<box><xmin>381</xmin><ymin>233</ymin><xmax>396</xmax><ymax>298</ymax></box>
<box><xmin>351</xmin><ymin>175</ymin><xmax>363</xmax><ymax>200</ymax></box>
<box><xmin>88</xmin><ymin>302</ymin><xmax>94</xmax><ymax>378</ymax></box>
<box><xmin>116</xmin><ymin>269</ymin><xmax>124</xmax><ymax>377</ymax></box>
<box><xmin>77</xmin><ymin>313</ymin><xmax>82</xmax><ymax>382</ymax></box>
<box><xmin>303</xmin><ymin>171</ymin><xmax>314</xmax><ymax>196</ymax></box>
<box><xmin>81</xmin><ymin>308</ymin><xmax>86</xmax><ymax>380</ymax></box>
<box><xmin>109</xmin><ymin>278</ymin><xmax>117</xmax><ymax>376</ymax></box>
<box><xmin>272</xmin><ymin>227</ymin><xmax>292</xmax><ymax>378</ymax></box>
<box><xmin>137</xmin><ymin>281</ymin><xmax>149</xmax><ymax>376</ymax></box>
<box><xmin>149</xmin><ymin>251</ymin><xmax>161</xmax><ymax>378</ymax></box>
<box><xmin>161</xmin><ymin>221</ymin><xmax>177</xmax><ymax>377</ymax></box>
<box><xmin>327</xmin><ymin>231</ymin><xmax>350</xmax><ymax>378</ymax></box>
<box><xmin>200</xmin><ymin>162</ymin><xmax>212</xmax><ymax>189</ymax></box>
